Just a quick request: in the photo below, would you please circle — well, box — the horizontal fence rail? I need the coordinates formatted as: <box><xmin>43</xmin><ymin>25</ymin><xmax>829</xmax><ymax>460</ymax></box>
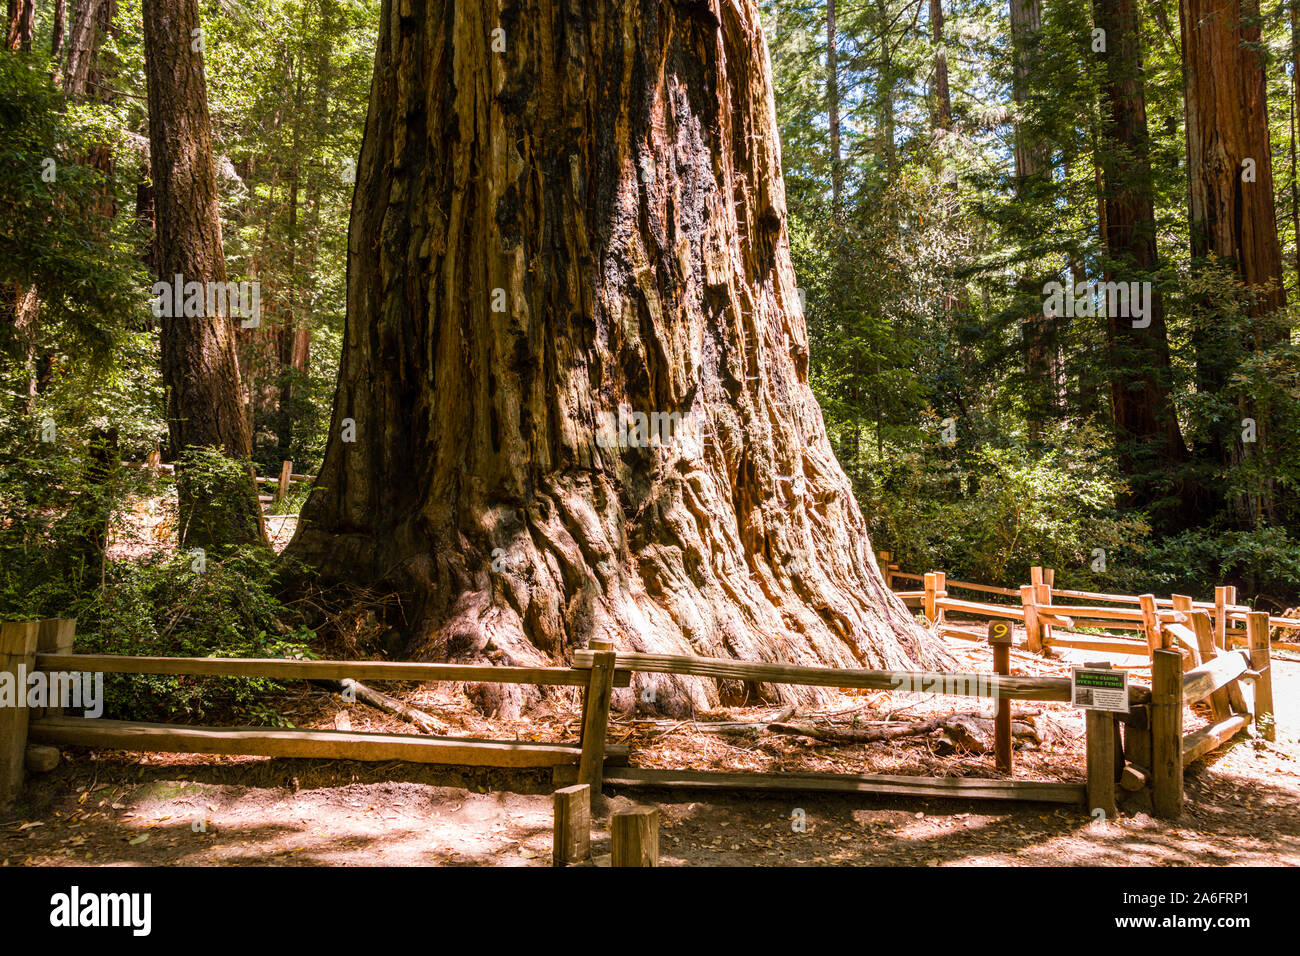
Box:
<box><xmin>34</xmin><ymin>653</ymin><xmax>630</xmax><ymax>688</ymax></box>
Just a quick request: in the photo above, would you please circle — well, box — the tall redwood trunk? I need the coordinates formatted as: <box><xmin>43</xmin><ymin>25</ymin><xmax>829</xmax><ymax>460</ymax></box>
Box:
<box><xmin>826</xmin><ymin>0</ymin><xmax>842</xmax><ymax>215</ymax></box>
<box><xmin>1009</xmin><ymin>0</ymin><xmax>1060</xmax><ymax>437</ymax></box>
<box><xmin>143</xmin><ymin>0</ymin><xmax>263</xmax><ymax>548</ymax></box>
<box><xmin>52</xmin><ymin>0</ymin><xmax>66</xmax><ymax>57</ymax></box>
<box><xmin>1093</xmin><ymin>0</ymin><xmax>1193</xmax><ymax>527</ymax></box>
<box><xmin>289</xmin><ymin>0</ymin><xmax>948</xmax><ymax>717</ymax></box>
<box><xmin>1181</xmin><ymin>0</ymin><xmax>1287</xmax><ymax>525</ymax></box>
<box><xmin>930</xmin><ymin>0</ymin><xmax>952</xmax><ymax>133</ymax></box>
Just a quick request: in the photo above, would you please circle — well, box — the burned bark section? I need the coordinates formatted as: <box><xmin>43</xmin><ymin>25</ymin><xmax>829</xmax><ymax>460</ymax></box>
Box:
<box><xmin>290</xmin><ymin>0</ymin><xmax>949</xmax><ymax>718</ymax></box>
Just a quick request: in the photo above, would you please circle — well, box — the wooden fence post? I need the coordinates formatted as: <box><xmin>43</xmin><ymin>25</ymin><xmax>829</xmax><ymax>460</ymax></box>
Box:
<box><xmin>1170</xmin><ymin>595</ymin><xmax>1202</xmax><ymax>667</ymax></box>
<box><xmin>923</xmin><ymin>573</ymin><xmax>939</xmax><ymax>624</ymax></box>
<box><xmin>1246</xmin><ymin>612</ymin><xmax>1275</xmax><ymax>742</ymax></box>
<box><xmin>1213</xmin><ymin>586</ymin><xmax>1231</xmax><ymax>649</ymax></box>
<box><xmin>1030</xmin><ymin>567</ymin><xmax>1052</xmax><ymax>649</ymax></box>
<box><xmin>578</xmin><ymin>638</ymin><xmax>616</xmax><ymax>792</ymax></box>
<box><xmin>1190</xmin><ymin>608</ymin><xmax>1227</xmax><ymax>723</ymax></box>
<box><xmin>1084</xmin><ymin>661</ymin><xmax>1117</xmax><ymax>820</ymax></box>
<box><xmin>0</xmin><ymin>621</ymin><xmax>40</xmax><ymax>807</ymax></box>
<box><xmin>553</xmin><ymin>783</ymin><xmax>591</xmax><ymax>867</ymax></box>
<box><xmin>1150</xmin><ymin>648</ymin><xmax>1184</xmax><ymax>819</ymax></box>
<box><xmin>611</xmin><ymin>806</ymin><xmax>659</xmax><ymax>867</ymax></box>
<box><xmin>276</xmin><ymin>460</ymin><xmax>293</xmax><ymax>504</ymax></box>
<box><xmin>1123</xmin><ymin>706</ymin><xmax>1152</xmax><ymax>787</ymax></box>
<box><xmin>988</xmin><ymin>621</ymin><xmax>1013</xmax><ymax>773</ymax></box>
<box><xmin>876</xmin><ymin>551</ymin><xmax>894</xmax><ymax>590</ymax></box>
<box><xmin>1138</xmin><ymin>593</ymin><xmax>1161</xmax><ymax>656</ymax></box>
<box><xmin>1019</xmin><ymin>585</ymin><xmax>1042</xmax><ymax>653</ymax></box>
<box><xmin>33</xmin><ymin>619</ymin><xmax>75</xmax><ymax>721</ymax></box>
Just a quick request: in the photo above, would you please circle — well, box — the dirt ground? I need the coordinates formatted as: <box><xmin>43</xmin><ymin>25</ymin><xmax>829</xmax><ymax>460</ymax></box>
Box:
<box><xmin>4</xmin><ymin>625</ymin><xmax>1297</xmax><ymax>867</ymax></box>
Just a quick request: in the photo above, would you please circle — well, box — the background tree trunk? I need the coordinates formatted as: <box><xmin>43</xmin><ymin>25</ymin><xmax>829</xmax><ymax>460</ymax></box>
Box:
<box><xmin>51</xmin><ymin>0</ymin><xmax>65</xmax><ymax>57</ymax></box>
<box><xmin>826</xmin><ymin>0</ymin><xmax>842</xmax><ymax>215</ymax></box>
<box><xmin>1181</xmin><ymin>0</ymin><xmax>1287</xmax><ymax>526</ymax></box>
<box><xmin>4</xmin><ymin>0</ymin><xmax>33</xmax><ymax>51</ymax></box>
<box><xmin>143</xmin><ymin>0</ymin><xmax>263</xmax><ymax>549</ymax></box>
<box><xmin>1093</xmin><ymin>0</ymin><xmax>1194</xmax><ymax>528</ymax></box>
<box><xmin>1009</xmin><ymin>0</ymin><xmax>1060</xmax><ymax>439</ymax></box>
<box><xmin>289</xmin><ymin>0</ymin><xmax>948</xmax><ymax>717</ymax></box>
<box><xmin>930</xmin><ymin>0</ymin><xmax>951</xmax><ymax>133</ymax></box>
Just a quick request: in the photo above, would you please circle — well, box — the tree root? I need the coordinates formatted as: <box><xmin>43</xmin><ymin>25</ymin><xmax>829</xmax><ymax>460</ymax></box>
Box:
<box><xmin>769</xmin><ymin>712</ymin><xmax>1041</xmax><ymax>753</ymax></box>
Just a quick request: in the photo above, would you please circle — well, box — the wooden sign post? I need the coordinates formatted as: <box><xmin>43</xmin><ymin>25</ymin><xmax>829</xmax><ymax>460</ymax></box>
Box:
<box><xmin>987</xmin><ymin>619</ymin><xmax>1013</xmax><ymax>773</ymax></box>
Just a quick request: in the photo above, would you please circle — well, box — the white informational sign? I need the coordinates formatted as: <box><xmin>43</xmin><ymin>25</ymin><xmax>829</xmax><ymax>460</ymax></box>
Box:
<box><xmin>1070</xmin><ymin>666</ymin><xmax>1129</xmax><ymax>713</ymax></box>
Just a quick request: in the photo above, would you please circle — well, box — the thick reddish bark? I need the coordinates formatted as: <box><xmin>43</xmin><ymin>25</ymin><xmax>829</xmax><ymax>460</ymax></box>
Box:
<box><xmin>289</xmin><ymin>0</ymin><xmax>948</xmax><ymax>716</ymax></box>
<box><xmin>1181</xmin><ymin>0</ymin><xmax>1288</xmax><ymax>525</ymax></box>
<box><xmin>4</xmin><ymin>0</ymin><xmax>33</xmax><ymax>51</ymax></box>
<box><xmin>1093</xmin><ymin>0</ymin><xmax>1194</xmax><ymax>526</ymax></box>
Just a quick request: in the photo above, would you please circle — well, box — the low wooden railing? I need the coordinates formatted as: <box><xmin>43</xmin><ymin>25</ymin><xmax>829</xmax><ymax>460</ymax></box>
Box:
<box><xmin>2</xmin><ymin>613</ymin><xmax>1274</xmax><ymax>822</ymax></box>
<box><xmin>877</xmin><ymin>552</ymin><xmax>1300</xmax><ymax>660</ymax></box>
<box><xmin>0</xmin><ymin>623</ymin><xmax>627</xmax><ymax>808</ymax></box>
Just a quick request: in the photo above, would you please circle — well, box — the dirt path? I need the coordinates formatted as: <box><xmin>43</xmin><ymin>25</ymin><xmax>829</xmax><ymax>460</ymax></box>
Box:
<box><xmin>5</xmin><ymin>657</ymin><xmax>1297</xmax><ymax>867</ymax></box>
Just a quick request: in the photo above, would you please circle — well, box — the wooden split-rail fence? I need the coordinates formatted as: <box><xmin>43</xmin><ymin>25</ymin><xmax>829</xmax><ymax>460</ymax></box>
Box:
<box><xmin>875</xmin><ymin>551</ymin><xmax>1300</xmax><ymax>665</ymax></box>
<box><xmin>128</xmin><ymin>454</ymin><xmax>317</xmax><ymax>517</ymax></box>
<box><xmin>3</xmin><ymin>614</ymin><xmax>1272</xmax><ymax>821</ymax></box>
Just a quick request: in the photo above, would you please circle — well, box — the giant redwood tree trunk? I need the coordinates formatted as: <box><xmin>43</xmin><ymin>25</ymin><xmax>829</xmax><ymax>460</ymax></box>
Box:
<box><xmin>289</xmin><ymin>0</ymin><xmax>949</xmax><ymax>717</ymax></box>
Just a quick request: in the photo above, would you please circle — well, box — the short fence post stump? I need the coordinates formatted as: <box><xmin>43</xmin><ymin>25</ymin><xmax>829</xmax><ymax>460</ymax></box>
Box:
<box><xmin>611</xmin><ymin>805</ymin><xmax>659</xmax><ymax>867</ymax></box>
<box><xmin>553</xmin><ymin>783</ymin><xmax>591</xmax><ymax>867</ymax></box>
<box><xmin>0</xmin><ymin>621</ymin><xmax>40</xmax><ymax>807</ymax></box>
<box><xmin>33</xmin><ymin>619</ymin><xmax>75</xmax><ymax>721</ymax></box>
<box><xmin>1150</xmin><ymin>648</ymin><xmax>1184</xmax><ymax>819</ymax></box>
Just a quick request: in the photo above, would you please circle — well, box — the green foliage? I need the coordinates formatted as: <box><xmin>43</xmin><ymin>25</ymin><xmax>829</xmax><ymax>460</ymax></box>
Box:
<box><xmin>764</xmin><ymin>0</ymin><xmax>1300</xmax><ymax>606</ymax></box>
<box><xmin>0</xmin><ymin>404</ymin><xmax>314</xmax><ymax>723</ymax></box>
<box><xmin>0</xmin><ymin>52</ymin><xmax>150</xmax><ymax>367</ymax></box>
<box><xmin>865</xmin><ymin>426</ymin><xmax>1149</xmax><ymax>590</ymax></box>
<box><xmin>68</xmin><ymin>547</ymin><xmax>316</xmax><ymax>724</ymax></box>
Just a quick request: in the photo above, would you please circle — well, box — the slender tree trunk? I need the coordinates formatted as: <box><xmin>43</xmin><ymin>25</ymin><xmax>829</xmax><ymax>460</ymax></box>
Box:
<box><xmin>52</xmin><ymin>0</ymin><xmax>66</xmax><ymax>57</ymax></box>
<box><xmin>143</xmin><ymin>0</ymin><xmax>263</xmax><ymax>549</ymax></box>
<box><xmin>289</xmin><ymin>0</ymin><xmax>949</xmax><ymax>717</ymax></box>
<box><xmin>63</xmin><ymin>0</ymin><xmax>104</xmax><ymax>96</ymax></box>
<box><xmin>1292</xmin><ymin>1</ymin><xmax>1300</xmax><ymax>287</ymax></box>
<box><xmin>1009</xmin><ymin>0</ymin><xmax>1059</xmax><ymax>438</ymax></box>
<box><xmin>1093</xmin><ymin>0</ymin><xmax>1194</xmax><ymax>528</ymax></box>
<box><xmin>826</xmin><ymin>0</ymin><xmax>842</xmax><ymax>215</ymax></box>
<box><xmin>930</xmin><ymin>0</ymin><xmax>952</xmax><ymax>133</ymax></box>
<box><xmin>877</xmin><ymin>0</ymin><xmax>896</xmax><ymax>175</ymax></box>
<box><xmin>1181</xmin><ymin>0</ymin><xmax>1287</xmax><ymax>526</ymax></box>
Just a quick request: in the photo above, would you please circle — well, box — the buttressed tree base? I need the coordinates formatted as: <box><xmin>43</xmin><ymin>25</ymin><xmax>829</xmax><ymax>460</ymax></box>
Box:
<box><xmin>289</xmin><ymin>0</ymin><xmax>950</xmax><ymax>716</ymax></box>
